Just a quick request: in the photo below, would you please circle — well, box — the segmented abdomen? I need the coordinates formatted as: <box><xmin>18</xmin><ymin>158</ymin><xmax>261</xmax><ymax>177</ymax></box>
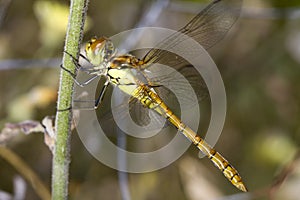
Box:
<box><xmin>132</xmin><ymin>84</ymin><xmax>247</xmax><ymax>192</ymax></box>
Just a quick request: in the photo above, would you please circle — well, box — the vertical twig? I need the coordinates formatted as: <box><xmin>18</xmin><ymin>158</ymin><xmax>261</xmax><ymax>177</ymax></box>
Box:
<box><xmin>52</xmin><ymin>0</ymin><xmax>89</xmax><ymax>199</ymax></box>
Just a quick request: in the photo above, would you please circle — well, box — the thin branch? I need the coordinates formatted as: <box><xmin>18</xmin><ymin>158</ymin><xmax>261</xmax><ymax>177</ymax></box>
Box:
<box><xmin>117</xmin><ymin>131</ymin><xmax>130</xmax><ymax>200</ymax></box>
<box><xmin>0</xmin><ymin>58</ymin><xmax>61</xmax><ymax>70</ymax></box>
<box><xmin>52</xmin><ymin>0</ymin><xmax>89</xmax><ymax>199</ymax></box>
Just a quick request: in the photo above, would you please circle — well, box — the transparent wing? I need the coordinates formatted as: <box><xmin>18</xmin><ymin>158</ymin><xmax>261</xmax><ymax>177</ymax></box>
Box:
<box><xmin>138</xmin><ymin>0</ymin><xmax>242</xmax><ymax>104</ymax></box>
<box><xmin>142</xmin><ymin>0</ymin><xmax>242</xmax><ymax>65</ymax></box>
<box><xmin>73</xmin><ymin>0</ymin><xmax>241</xmax><ymax>134</ymax></box>
<box><xmin>97</xmin><ymin>88</ymin><xmax>170</xmax><ymax>138</ymax></box>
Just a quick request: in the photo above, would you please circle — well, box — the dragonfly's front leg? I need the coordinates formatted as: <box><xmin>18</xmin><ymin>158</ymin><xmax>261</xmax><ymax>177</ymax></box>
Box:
<box><xmin>61</xmin><ymin>51</ymin><xmax>100</xmax><ymax>87</ymax></box>
<box><xmin>94</xmin><ymin>79</ymin><xmax>110</xmax><ymax>109</ymax></box>
<box><xmin>61</xmin><ymin>63</ymin><xmax>100</xmax><ymax>87</ymax></box>
<box><xmin>62</xmin><ymin>51</ymin><xmax>85</xmax><ymax>71</ymax></box>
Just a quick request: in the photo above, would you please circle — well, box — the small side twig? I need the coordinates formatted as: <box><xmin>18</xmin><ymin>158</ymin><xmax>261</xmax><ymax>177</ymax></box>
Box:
<box><xmin>0</xmin><ymin>119</ymin><xmax>54</xmax><ymax>200</ymax></box>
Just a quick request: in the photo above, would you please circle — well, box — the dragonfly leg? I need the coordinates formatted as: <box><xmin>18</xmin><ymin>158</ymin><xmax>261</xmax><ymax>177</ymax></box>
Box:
<box><xmin>60</xmin><ymin>63</ymin><xmax>76</xmax><ymax>77</ymax></box>
<box><xmin>57</xmin><ymin>106</ymin><xmax>72</xmax><ymax>112</ymax></box>
<box><xmin>61</xmin><ymin>51</ymin><xmax>101</xmax><ymax>87</ymax></box>
<box><xmin>76</xmin><ymin>75</ymin><xmax>99</xmax><ymax>87</ymax></box>
<box><xmin>79</xmin><ymin>53</ymin><xmax>90</xmax><ymax>63</ymax></box>
<box><xmin>60</xmin><ymin>63</ymin><xmax>99</xmax><ymax>87</ymax></box>
<box><xmin>94</xmin><ymin>79</ymin><xmax>110</xmax><ymax>109</ymax></box>
<box><xmin>63</xmin><ymin>51</ymin><xmax>94</xmax><ymax>72</ymax></box>
<box><xmin>63</xmin><ymin>51</ymin><xmax>82</xmax><ymax>70</ymax></box>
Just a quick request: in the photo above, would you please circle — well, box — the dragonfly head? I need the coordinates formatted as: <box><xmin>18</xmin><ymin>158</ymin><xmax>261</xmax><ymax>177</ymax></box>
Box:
<box><xmin>85</xmin><ymin>37</ymin><xmax>114</xmax><ymax>66</ymax></box>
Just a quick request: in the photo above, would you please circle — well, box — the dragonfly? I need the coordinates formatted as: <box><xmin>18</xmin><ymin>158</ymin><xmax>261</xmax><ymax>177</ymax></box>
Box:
<box><xmin>64</xmin><ymin>0</ymin><xmax>247</xmax><ymax>192</ymax></box>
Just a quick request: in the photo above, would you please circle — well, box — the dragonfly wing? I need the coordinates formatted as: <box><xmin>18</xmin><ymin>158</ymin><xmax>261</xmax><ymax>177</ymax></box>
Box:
<box><xmin>142</xmin><ymin>0</ymin><xmax>242</xmax><ymax>65</ymax></box>
<box><xmin>144</xmin><ymin>62</ymin><xmax>208</xmax><ymax>108</ymax></box>
<box><xmin>98</xmin><ymin>89</ymin><xmax>167</xmax><ymax>133</ymax></box>
<box><xmin>137</xmin><ymin>0</ymin><xmax>241</xmax><ymax>106</ymax></box>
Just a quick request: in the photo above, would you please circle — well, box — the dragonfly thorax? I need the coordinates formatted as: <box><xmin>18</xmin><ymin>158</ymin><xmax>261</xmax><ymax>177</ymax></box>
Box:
<box><xmin>108</xmin><ymin>66</ymin><xmax>140</xmax><ymax>96</ymax></box>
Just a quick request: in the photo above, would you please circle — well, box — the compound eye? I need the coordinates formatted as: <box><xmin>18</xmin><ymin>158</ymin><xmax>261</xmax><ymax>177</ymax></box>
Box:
<box><xmin>91</xmin><ymin>37</ymin><xmax>97</xmax><ymax>42</ymax></box>
<box><xmin>86</xmin><ymin>37</ymin><xmax>96</xmax><ymax>50</ymax></box>
<box><xmin>86</xmin><ymin>37</ymin><xmax>107</xmax><ymax>52</ymax></box>
<box><xmin>89</xmin><ymin>37</ymin><xmax>97</xmax><ymax>46</ymax></box>
<box><xmin>85</xmin><ymin>37</ymin><xmax>108</xmax><ymax>65</ymax></box>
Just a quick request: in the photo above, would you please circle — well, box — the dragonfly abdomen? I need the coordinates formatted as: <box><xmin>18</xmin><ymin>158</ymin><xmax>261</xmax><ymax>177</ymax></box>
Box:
<box><xmin>132</xmin><ymin>84</ymin><xmax>247</xmax><ymax>192</ymax></box>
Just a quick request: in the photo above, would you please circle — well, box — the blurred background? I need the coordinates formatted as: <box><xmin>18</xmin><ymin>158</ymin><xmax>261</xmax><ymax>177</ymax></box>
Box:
<box><xmin>0</xmin><ymin>0</ymin><xmax>300</xmax><ymax>199</ymax></box>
